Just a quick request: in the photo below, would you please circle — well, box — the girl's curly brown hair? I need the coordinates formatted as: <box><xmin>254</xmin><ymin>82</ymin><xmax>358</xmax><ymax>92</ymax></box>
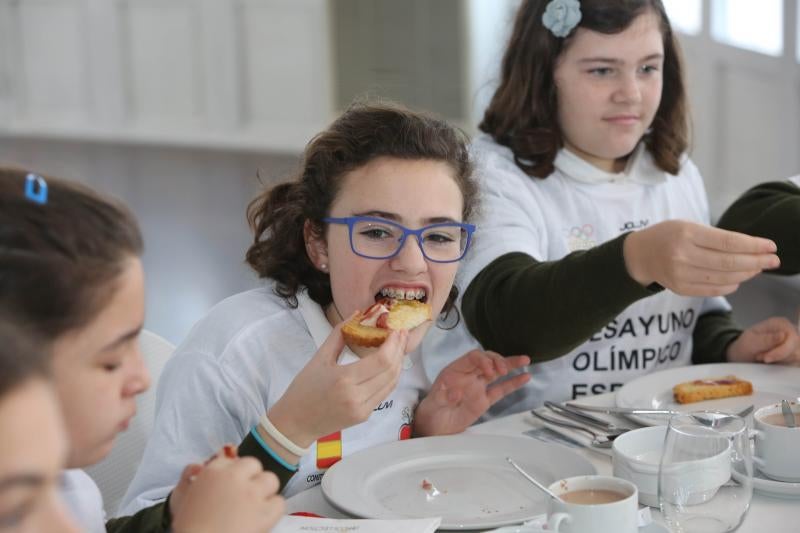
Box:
<box><xmin>246</xmin><ymin>101</ymin><xmax>477</xmax><ymax>317</ymax></box>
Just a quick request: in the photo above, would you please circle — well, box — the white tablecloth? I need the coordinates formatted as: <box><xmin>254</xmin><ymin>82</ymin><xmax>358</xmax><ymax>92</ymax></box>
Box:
<box><xmin>284</xmin><ymin>392</ymin><xmax>800</xmax><ymax>531</ymax></box>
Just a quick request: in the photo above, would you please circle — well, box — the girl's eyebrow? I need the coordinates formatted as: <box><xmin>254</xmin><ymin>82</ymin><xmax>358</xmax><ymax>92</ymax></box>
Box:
<box><xmin>354</xmin><ymin>211</ymin><xmax>459</xmax><ymax>225</ymax></box>
<box><xmin>100</xmin><ymin>325</ymin><xmax>143</xmax><ymax>353</ymax></box>
<box><xmin>579</xmin><ymin>53</ymin><xmax>664</xmax><ymax>65</ymax></box>
<box><xmin>0</xmin><ymin>473</ymin><xmax>44</xmax><ymax>491</ymax></box>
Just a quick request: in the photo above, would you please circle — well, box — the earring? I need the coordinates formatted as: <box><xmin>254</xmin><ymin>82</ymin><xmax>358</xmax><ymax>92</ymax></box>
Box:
<box><xmin>320</xmin><ymin>263</ymin><xmax>328</xmax><ymax>272</ymax></box>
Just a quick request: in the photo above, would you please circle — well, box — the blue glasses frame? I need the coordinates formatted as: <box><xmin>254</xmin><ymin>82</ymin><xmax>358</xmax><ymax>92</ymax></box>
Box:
<box><xmin>324</xmin><ymin>216</ymin><xmax>476</xmax><ymax>263</ymax></box>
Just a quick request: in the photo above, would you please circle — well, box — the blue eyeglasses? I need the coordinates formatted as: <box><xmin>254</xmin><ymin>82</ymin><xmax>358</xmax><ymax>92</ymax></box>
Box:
<box><xmin>324</xmin><ymin>216</ymin><xmax>476</xmax><ymax>263</ymax></box>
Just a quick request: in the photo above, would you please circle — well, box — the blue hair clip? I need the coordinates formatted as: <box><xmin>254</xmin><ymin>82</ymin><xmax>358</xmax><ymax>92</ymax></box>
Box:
<box><xmin>24</xmin><ymin>173</ymin><xmax>48</xmax><ymax>204</ymax></box>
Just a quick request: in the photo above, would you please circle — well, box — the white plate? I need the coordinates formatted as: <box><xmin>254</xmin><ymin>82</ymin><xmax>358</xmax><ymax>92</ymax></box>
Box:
<box><xmin>752</xmin><ymin>467</ymin><xmax>800</xmax><ymax>499</ymax></box>
<box><xmin>485</xmin><ymin>516</ymin><xmax>669</xmax><ymax>532</ymax></box>
<box><xmin>320</xmin><ymin>434</ymin><xmax>596</xmax><ymax>530</ymax></box>
<box><xmin>616</xmin><ymin>363</ymin><xmax>800</xmax><ymax>426</ymax></box>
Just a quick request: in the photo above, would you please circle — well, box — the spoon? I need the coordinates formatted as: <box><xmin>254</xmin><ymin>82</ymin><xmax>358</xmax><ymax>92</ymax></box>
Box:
<box><xmin>781</xmin><ymin>400</ymin><xmax>796</xmax><ymax>428</ymax></box>
<box><xmin>506</xmin><ymin>457</ymin><xmax>563</xmax><ymax>502</ymax></box>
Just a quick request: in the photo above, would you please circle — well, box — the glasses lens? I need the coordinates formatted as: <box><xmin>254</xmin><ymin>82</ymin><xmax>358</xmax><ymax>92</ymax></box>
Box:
<box><xmin>351</xmin><ymin>219</ymin><xmax>403</xmax><ymax>258</ymax></box>
<box><xmin>420</xmin><ymin>225</ymin><xmax>468</xmax><ymax>262</ymax></box>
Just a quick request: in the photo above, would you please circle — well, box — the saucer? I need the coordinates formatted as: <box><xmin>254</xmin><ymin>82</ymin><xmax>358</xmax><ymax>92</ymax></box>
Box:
<box><xmin>485</xmin><ymin>518</ymin><xmax>669</xmax><ymax>532</ymax></box>
<box><xmin>752</xmin><ymin>467</ymin><xmax>800</xmax><ymax>499</ymax></box>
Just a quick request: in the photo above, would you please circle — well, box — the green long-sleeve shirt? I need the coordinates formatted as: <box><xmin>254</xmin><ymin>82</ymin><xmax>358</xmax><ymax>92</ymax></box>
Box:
<box><xmin>105</xmin><ymin>500</ymin><xmax>170</xmax><ymax>533</ymax></box>
<box><xmin>462</xmin><ymin>233</ymin><xmax>742</xmax><ymax>365</ymax></box>
<box><xmin>717</xmin><ymin>180</ymin><xmax>800</xmax><ymax>275</ymax></box>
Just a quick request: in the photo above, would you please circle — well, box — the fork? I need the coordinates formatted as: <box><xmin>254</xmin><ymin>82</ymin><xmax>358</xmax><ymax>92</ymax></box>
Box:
<box><xmin>530</xmin><ymin>409</ymin><xmax>626</xmax><ymax>448</ymax></box>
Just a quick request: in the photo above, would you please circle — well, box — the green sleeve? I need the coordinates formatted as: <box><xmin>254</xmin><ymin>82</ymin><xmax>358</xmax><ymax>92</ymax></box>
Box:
<box><xmin>238</xmin><ymin>431</ymin><xmax>297</xmax><ymax>492</ymax></box>
<box><xmin>691</xmin><ymin>310</ymin><xmax>742</xmax><ymax>364</ymax></box>
<box><xmin>105</xmin><ymin>499</ymin><xmax>171</xmax><ymax>533</ymax></box>
<box><xmin>717</xmin><ymin>180</ymin><xmax>800</xmax><ymax>275</ymax></box>
<box><xmin>462</xmin><ymin>233</ymin><xmax>661</xmax><ymax>361</ymax></box>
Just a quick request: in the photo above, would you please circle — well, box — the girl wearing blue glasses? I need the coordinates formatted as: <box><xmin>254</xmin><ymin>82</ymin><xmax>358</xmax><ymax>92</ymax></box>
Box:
<box><xmin>121</xmin><ymin>102</ymin><xmax>531</xmax><ymax>511</ymax></box>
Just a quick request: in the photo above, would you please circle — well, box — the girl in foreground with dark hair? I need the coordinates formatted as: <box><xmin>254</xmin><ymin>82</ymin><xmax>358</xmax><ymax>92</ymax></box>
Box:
<box><xmin>121</xmin><ymin>101</ymin><xmax>531</xmax><ymax>512</ymax></box>
<box><xmin>422</xmin><ymin>0</ymin><xmax>800</xmax><ymax>415</ymax></box>
<box><xmin>0</xmin><ymin>169</ymin><xmax>284</xmax><ymax>533</ymax></box>
<box><xmin>0</xmin><ymin>322</ymin><xmax>79</xmax><ymax>532</ymax></box>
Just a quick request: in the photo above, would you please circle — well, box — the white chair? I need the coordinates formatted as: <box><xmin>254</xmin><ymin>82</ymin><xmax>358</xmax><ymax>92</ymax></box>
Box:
<box><xmin>85</xmin><ymin>329</ymin><xmax>175</xmax><ymax>517</ymax></box>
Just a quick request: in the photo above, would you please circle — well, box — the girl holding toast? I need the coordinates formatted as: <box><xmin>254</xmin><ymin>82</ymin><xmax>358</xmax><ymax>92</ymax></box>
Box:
<box><xmin>121</xmin><ymin>102</ymin><xmax>531</xmax><ymax>512</ymax></box>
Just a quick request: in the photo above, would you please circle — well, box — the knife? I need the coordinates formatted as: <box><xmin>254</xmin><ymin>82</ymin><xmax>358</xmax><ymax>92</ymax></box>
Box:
<box><xmin>544</xmin><ymin>401</ymin><xmax>633</xmax><ymax>431</ymax></box>
<box><xmin>565</xmin><ymin>403</ymin><xmax>679</xmax><ymax>416</ymax></box>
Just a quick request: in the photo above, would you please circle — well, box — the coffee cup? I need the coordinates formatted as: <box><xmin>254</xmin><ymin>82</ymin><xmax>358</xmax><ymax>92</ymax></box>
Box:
<box><xmin>546</xmin><ymin>475</ymin><xmax>638</xmax><ymax>533</ymax></box>
<box><xmin>753</xmin><ymin>402</ymin><xmax>800</xmax><ymax>482</ymax></box>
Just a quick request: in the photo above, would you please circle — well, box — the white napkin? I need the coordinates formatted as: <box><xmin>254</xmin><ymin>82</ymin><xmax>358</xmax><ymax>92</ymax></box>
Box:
<box><xmin>272</xmin><ymin>515</ymin><xmax>442</xmax><ymax>533</ymax></box>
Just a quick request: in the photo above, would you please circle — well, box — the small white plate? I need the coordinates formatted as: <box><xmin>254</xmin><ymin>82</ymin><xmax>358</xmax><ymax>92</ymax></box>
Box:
<box><xmin>485</xmin><ymin>517</ymin><xmax>669</xmax><ymax>532</ymax></box>
<box><xmin>321</xmin><ymin>434</ymin><xmax>596</xmax><ymax>530</ymax></box>
<box><xmin>752</xmin><ymin>467</ymin><xmax>800</xmax><ymax>499</ymax></box>
<box><xmin>616</xmin><ymin>363</ymin><xmax>800</xmax><ymax>426</ymax></box>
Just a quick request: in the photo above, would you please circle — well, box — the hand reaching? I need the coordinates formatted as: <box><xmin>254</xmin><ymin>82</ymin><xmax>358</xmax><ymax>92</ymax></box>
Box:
<box><xmin>413</xmin><ymin>351</ymin><xmax>531</xmax><ymax>437</ymax></box>
<box><xmin>267</xmin><ymin>320</ymin><xmax>408</xmax><ymax>449</ymax></box>
<box><xmin>170</xmin><ymin>447</ymin><xmax>284</xmax><ymax>533</ymax></box>
<box><xmin>623</xmin><ymin>220</ymin><xmax>779</xmax><ymax>297</ymax></box>
<box><xmin>726</xmin><ymin>316</ymin><xmax>800</xmax><ymax>365</ymax></box>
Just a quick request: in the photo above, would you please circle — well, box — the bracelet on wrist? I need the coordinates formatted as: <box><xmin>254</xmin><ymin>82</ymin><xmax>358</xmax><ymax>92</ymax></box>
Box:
<box><xmin>259</xmin><ymin>413</ymin><xmax>311</xmax><ymax>457</ymax></box>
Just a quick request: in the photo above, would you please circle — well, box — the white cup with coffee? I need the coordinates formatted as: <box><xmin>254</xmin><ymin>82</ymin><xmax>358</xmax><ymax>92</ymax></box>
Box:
<box><xmin>753</xmin><ymin>402</ymin><xmax>800</xmax><ymax>482</ymax></box>
<box><xmin>546</xmin><ymin>475</ymin><xmax>638</xmax><ymax>533</ymax></box>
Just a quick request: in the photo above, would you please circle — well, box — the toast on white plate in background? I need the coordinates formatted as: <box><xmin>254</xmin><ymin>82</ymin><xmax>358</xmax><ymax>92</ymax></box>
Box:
<box><xmin>673</xmin><ymin>375</ymin><xmax>753</xmax><ymax>404</ymax></box>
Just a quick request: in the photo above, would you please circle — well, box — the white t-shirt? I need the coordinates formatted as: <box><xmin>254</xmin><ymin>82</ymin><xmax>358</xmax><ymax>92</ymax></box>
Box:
<box><xmin>61</xmin><ymin>469</ymin><xmax>106</xmax><ymax>533</ymax></box>
<box><xmin>120</xmin><ymin>284</ymin><xmax>430</xmax><ymax>514</ymax></box>
<box><xmin>422</xmin><ymin>135</ymin><xmax>729</xmax><ymax>416</ymax></box>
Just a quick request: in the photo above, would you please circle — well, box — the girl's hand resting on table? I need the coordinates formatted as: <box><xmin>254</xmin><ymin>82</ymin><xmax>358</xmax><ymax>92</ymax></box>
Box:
<box><xmin>726</xmin><ymin>316</ymin><xmax>800</xmax><ymax>366</ymax></box>
<box><xmin>623</xmin><ymin>220</ymin><xmax>779</xmax><ymax>297</ymax></box>
<box><xmin>267</xmin><ymin>320</ymin><xmax>408</xmax><ymax>449</ymax></box>
<box><xmin>170</xmin><ymin>447</ymin><xmax>284</xmax><ymax>533</ymax></box>
<box><xmin>413</xmin><ymin>351</ymin><xmax>531</xmax><ymax>437</ymax></box>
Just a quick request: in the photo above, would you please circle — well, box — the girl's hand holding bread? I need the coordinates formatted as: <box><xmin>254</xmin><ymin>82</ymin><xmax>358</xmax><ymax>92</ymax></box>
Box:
<box><xmin>267</xmin><ymin>320</ymin><xmax>408</xmax><ymax>450</ymax></box>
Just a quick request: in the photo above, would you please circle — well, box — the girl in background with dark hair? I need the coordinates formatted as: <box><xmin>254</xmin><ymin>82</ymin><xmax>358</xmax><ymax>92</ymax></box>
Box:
<box><xmin>0</xmin><ymin>169</ymin><xmax>284</xmax><ymax>533</ymax></box>
<box><xmin>422</xmin><ymin>0</ymin><xmax>800</xmax><ymax>415</ymax></box>
<box><xmin>121</xmin><ymin>102</ymin><xmax>531</xmax><ymax>512</ymax></box>
<box><xmin>0</xmin><ymin>322</ymin><xmax>78</xmax><ymax>532</ymax></box>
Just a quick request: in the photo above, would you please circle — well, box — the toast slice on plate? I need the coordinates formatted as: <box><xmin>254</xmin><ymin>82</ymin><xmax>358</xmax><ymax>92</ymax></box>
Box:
<box><xmin>673</xmin><ymin>375</ymin><xmax>753</xmax><ymax>404</ymax></box>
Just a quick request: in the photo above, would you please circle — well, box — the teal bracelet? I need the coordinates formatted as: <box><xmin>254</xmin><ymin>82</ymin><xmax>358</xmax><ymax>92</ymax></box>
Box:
<box><xmin>250</xmin><ymin>426</ymin><xmax>300</xmax><ymax>472</ymax></box>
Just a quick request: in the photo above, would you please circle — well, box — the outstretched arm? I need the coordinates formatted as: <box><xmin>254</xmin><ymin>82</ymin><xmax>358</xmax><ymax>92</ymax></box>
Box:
<box><xmin>717</xmin><ymin>180</ymin><xmax>800</xmax><ymax>275</ymax></box>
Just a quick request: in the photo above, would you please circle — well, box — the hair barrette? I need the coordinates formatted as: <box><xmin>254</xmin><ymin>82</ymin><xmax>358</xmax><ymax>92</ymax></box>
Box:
<box><xmin>24</xmin><ymin>173</ymin><xmax>48</xmax><ymax>205</ymax></box>
<box><xmin>542</xmin><ymin>0</ymin><xmax>582</xmax><ymax>38</ymax></box>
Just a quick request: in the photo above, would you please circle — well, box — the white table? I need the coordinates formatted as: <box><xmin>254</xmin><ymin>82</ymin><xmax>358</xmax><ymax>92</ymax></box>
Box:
<box><xmin>285</xmin><ymin>393</ymin><xmax>800</xmax><ymax>531</ymax></box>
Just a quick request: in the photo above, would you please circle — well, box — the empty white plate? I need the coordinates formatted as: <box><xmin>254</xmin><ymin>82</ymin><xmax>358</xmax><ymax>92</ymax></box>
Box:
<box><xmin>321</xmin><ymin>434</ymin><xmax>596</xmax><ymax>530</ymax></box>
